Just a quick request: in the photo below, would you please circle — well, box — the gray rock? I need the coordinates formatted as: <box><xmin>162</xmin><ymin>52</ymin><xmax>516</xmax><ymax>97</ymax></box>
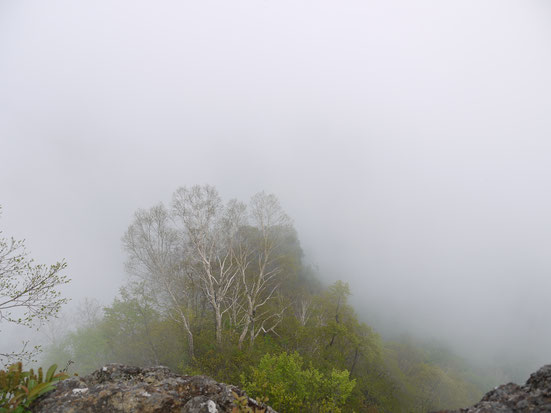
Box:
<box><xmin>30</xmin><ymin>363</ymin><xmax>276</xmax><ymax>413</ymax></box>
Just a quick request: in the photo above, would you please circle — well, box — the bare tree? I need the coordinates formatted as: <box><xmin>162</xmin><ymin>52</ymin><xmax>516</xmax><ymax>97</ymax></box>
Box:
<box><xmin>122</xmin><ymin>188</ymin><xmax>295</xmax><ymax>351</ymax></box>
<box><xmin>235</xmin><ymin>192</ymin><xmax>293</xmax><ymax>348</ymax></box>
<box><xmin>74</xmin><ymin>297</ymin><xmax>103</xmax><ymax>328</ymax></box>
<box><xmin>122</xmin><ymin>203</ymin><xmax>195</xmax><ymax>358</ymax></box>
<box><xmin>172</xmin><ymin>186</ymin><xmax>241</xmax><ymax>345</ymax></box>
<box><xmin>0</xmin><ymin>207</ymin><xmax>70</xmax><ymax>364</ymax></box>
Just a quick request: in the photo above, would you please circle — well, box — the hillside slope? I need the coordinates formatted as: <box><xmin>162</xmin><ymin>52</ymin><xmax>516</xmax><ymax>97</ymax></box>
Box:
<box><xmin>434</xmin><ymin>364</ymin><xmax>551</xmax><ymax>413</ymax></box>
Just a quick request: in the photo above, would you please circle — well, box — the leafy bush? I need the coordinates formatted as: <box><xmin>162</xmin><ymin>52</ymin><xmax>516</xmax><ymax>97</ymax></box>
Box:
<box><xmin>0</xmin><ymin>362</ymin><xmax>67</xmax><ymax>413</ymax></box>
<box><xmin>241</xmin><ymin>352</ymin><xmax>355</xmax><ymax>413</ymax></box>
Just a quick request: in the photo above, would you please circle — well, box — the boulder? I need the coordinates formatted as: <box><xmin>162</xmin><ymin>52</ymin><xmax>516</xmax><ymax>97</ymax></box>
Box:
<box><xmin>30</xmin><ymin>363</ymin><xmax>276</xmax><ymax>413</ymax></box>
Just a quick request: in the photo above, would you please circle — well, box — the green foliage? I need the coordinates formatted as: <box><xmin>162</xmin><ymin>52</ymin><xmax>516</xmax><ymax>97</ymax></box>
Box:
<box><xmin>380</xmin><ymin>339</ymin><xmax>484</xmax><ymax>412</ymax></box>
<box><xmin>0</xmin><ymin>362</ymin><xmax>67</xmax><ymax>413</ymax></box>
<box><xmin>241</xmin><ymin>352</ymin><xmax>355</xmax><ymax>413</ymax></box>
<box><xmin>41</xmin><ymin>277</ymin><xmax>488</xmax><ymax>413</ymax></box>
<box><xmin>42</xmin><ymin>289</ymin><xmax>187</xmax><ymax>376</ymax></box>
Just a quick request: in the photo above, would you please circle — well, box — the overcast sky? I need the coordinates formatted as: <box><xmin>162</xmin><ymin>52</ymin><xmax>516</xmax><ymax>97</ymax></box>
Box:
<box><xmin>1</xmin><ymin>0</ymin><xmax>551</xmax><ymax>372</ymax></box>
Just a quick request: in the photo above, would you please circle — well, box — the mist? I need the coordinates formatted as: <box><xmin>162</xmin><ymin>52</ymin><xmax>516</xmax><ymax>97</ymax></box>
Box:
<box><xmin>1</xmin><ymin>0</ymin><xmax>551</xmax><ymax>379</ymax></box>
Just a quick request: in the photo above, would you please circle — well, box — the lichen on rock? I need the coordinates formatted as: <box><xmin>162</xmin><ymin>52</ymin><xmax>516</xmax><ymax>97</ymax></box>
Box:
<box><xmin>30</xmin><ymin>363</ymin><xmax>276</xmax><ymax>413</ymax></box>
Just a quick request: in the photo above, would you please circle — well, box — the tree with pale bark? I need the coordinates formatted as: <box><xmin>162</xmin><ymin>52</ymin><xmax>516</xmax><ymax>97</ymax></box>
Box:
<box><xmin>172</xmin><ymin>186</ymin><xmax>242</xmax><ymax>346</ymax></box>
<box><xmin>122</xmin><ymin>204</ymin><xmax>196</xmax><ymax>358</ymax></box>
<box><xmin>234</xmin><ymin>192</ymin><xmax>293</xmax><ymax>348</ymax></box>
<box><xmin>122</xmin><ymin>186</ymin><xmax>296</xmax><ymax>352</ymax></box>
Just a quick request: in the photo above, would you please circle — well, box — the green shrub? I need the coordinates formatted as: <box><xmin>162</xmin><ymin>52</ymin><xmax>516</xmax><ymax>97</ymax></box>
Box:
<box><xmin>0</xmin><ymin>362</ymin><xmax>68</xmax><ymax>413</ymax></box>
<box><xmin>241</xmin><ymin>352</ymin><xmax>355</xmax><ymax>413</ymax></box>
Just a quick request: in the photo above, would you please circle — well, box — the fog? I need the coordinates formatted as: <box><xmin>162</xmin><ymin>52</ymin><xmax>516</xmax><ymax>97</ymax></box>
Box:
<box><xmin>1</xmin><ymin>0</ymin><xmax>551</xmax><ymax>375</ymax></box>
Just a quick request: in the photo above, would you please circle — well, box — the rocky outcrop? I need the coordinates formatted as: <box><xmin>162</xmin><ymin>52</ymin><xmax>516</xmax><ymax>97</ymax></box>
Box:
<box><xmin>30</xmin><ymin>363</ymin><xmax>276</xmax><ymax>413</ymax></box>
<box><xmin>434</xmin><ymin>364</ymin><xmax>551</xmax><ymax>413</ymax></box>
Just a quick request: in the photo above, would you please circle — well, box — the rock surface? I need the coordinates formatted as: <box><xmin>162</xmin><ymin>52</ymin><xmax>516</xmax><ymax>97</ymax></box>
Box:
<box><xmin>433</xmin><ymin>364</ymin><xmax>551</xmax><ymax>413</ymax></box>
<box><xmin>30</xmin><ymin>363</ymin><xmax>276</xmax><ymax>413</ymax></box>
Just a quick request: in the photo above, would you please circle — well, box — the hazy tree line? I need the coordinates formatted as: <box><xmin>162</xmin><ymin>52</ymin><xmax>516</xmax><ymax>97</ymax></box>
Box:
<box><xmin>121</xmin><ymin>185</ymin><xmax>296</xmax><ymax>356</ymax></box>
<box><xmin>40</xmin><ymin>186</ymin><xmax>492</xmax><ymax>412</ymax></box>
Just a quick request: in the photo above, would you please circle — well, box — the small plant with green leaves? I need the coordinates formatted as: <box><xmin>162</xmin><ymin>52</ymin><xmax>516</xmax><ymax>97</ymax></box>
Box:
<box><xmin>0</xmin><ymin>362</ymin><xmax>68</xmax><ymax>413</ymax></box>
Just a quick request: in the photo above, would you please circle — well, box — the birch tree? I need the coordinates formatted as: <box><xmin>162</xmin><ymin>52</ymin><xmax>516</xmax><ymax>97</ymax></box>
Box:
<box><xmin>236</xmin><ymin>192</ymin><xmax>293</xmax><ymax>348</ymax></box>
<box><xmin>122</xmin><ymin>204</ymin><xmax>195</xmax><ymax>359</ymax></box>
<box><xmin>172</xmin><ymin>185</ymin><xmax>241</xmax><ymax>345</ymax></box>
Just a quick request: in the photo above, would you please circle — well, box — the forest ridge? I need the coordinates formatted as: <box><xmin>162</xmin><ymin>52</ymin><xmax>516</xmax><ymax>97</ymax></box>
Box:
<box><xmin>40</xmin><ymin>185</ymin><xmax>491</xmax><ymax>412</ymax></box>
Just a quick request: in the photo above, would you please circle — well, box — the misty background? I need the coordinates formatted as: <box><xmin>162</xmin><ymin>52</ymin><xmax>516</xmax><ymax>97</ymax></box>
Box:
<box><xmin>1</xmin><ymin>0</ymin><xmax>550</xmax><ymax>378</ymax></box>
